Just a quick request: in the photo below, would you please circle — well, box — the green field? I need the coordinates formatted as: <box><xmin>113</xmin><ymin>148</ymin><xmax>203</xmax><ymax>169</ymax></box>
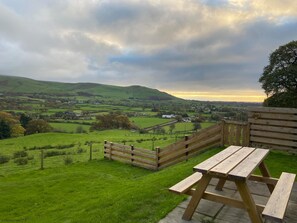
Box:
<box><xmin>50</xmin><ymin>122</ymin><xmax>90</xmax><ymax>133</ymax></box>
<box><xmin>0</xmin><ymin>130</ymin><xmax>179</xmax><ymax>175</ymax></box>
<box><xmin>130</xmin><ymin>117</ymin><xmax>174</xmax><ymax>128</ymax></box>
<box><xmin>1</xmin><ymin>145</ymin><xmax>297</xmax><ymax>223</ymax></box>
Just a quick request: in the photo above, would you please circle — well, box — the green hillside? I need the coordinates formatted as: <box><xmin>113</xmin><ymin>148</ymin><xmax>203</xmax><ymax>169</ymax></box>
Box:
<box><xmin>0</xmin><ymin>75</ymin><xmax>178</xmax><ymax>100</ymax></box>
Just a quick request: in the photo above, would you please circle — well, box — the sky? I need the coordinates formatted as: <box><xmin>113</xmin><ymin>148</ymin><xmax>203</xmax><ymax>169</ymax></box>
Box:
<box><xmin>0</xmin><ymin>0</ymin><xmax>297</xmax><ymax>102</ymax></box>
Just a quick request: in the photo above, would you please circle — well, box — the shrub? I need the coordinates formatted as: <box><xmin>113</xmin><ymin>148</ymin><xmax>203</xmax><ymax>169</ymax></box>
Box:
<box><xmin>44</xmin><ymin>150</ymin><xmax>66</xmax><ymax>158</ymax></box>
<box><xmin>0</xmin><ymin>154</ymin><xmax>10</xmax><ymax>164</ymax></box>
<box><xmin>14</xmin><ymin>157</ymin><xmax>28</xmax><ymax>165</ymax></box>
<box><xmin>63</xmin><ymin>156</ymin><xmax>73</xmax><ymax>165</ymax></box>
<box><xmin>13</xmin><ymin>150</ymin><xmax>28</xmax><ymax>159</ymax></box>
<box><xmin>77</xmin><ymin>147</ymin><xmax>85</xmax><ymax>154</ymax></box>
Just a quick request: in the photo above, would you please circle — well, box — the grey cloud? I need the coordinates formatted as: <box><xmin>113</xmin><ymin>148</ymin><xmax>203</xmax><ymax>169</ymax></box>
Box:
<box><xmin>0</xmin><ymin>0</ymin><xmax>297</xmax><ymax>100</ymax></box>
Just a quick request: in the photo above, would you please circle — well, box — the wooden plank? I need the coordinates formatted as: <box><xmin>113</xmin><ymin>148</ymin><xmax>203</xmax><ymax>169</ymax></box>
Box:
<box><xmin>258</xmin><ymin>162</ymin><xmax>275</xmax><ymax>193</ymax></box>
<box><xmin>229</xmin><ymin>124</ymin><xmax>236</xmax><ymax>145</ymax></box>
<box><xmin>251</xmin><ymin>124</ymin><xmax>297</xmax><ymax>134</ymax></box>
<box><xmin>169</xmin><ymin>172</ymin><xmax>202</xmax><ymax>194</ymax></box>
<box><xmin>229</xmin><ymin>149</ymin><xmax>269</xmax><ymax>180</ymax></box>
<box><xmin>248</xmin><ymin>112</ymin><xmax>297</xmax><ymax>121</ymax></box>
<box><xmin>193</xmin><ymin>146</ymin><xmax>242</xmax><ymax>173</ymax></box>
<box><xmin>133</xmin><ymin>147</ymin><xmax>156</xmax><ymax>155</ymax></box>
<box><xmin>262</xmin><ymin>172</ymin><xmax>296</xmax><ymax>222</ymax></box>
<box><xmin>210</xmin><ymin>147</ymin><xmax>255</xmax><ymax>177</ymax></box>
<box><xmin>109</xmin><ymin>150</ymin><xmax>156</xmax><ymax>166</ymax></box>
<box><xmin>235</xmin><ymin>125</ymin><xmax>241</xmax><ymax>146</ymax></box>
<box><xmin>159</xmin><ymin>123</ymin><xmax>221</xmax><ymax>156</ymax></box>
<box><xmin>249</xmin><ymin>143</ymin><xmax>297</xmax><ymax>154</ymax></box>
<box><xmin>158</xmin><ymin>140</ymin><xmax>221</xmax><ymax>170</ymax></box>
<box><xmin>186</xmin><ymin>190</ymin><xmax>265</xmax><ymax>213</ymax></box>
<box><xmin>182</xmin><ymin>175</ymin><xmax>212</xmax><ymax>220</ymax></box>
<box><xmin>250</xmin><ymin>136</ymin><xmax>297</xmax><ymax>147</ymax></box>
<box><xmin>131</xmin><ymin>150</ymin><xmax>156</xmax><ymax>160</ymax></box>
<box><xmin>249</xmin><ymin>175</ymin><xmax>278</xmax><ymax>186</ymax></box>
<box><xmin>158</xmin><ymin>133</ymin><xmax>221</xmax><ymax>165</ymax></box>
<box><xmin>224</xmin><ymin>123</ymin><xmax>230</xmax><ymax>145</ymax></box>
<box><xmin>250</xmin><ymin>130</ymin><xmax>297</xmax><ymax>141</ymax></box>
<box><xmin>224</xmin><ymin>120</ymin><xmax>248</xmax><ymax>125</ymax></box>
<box><xmin>132</xmin><ymin>160</ymin><xmax>156</xmax><ymax>170</ymax></box>
<box><xmin>248</xmin><ymin>118</ymin><xmax>297</xmax><ymax>127</ymax></box>
<box><xmin>248</xmin><ymin>107</ymin><xmax>297</xmax><ymax>114</ymax></box>
<box><xmin>236</xmin><ymin>181</ymin><xmax>263</xmax><ymax>223</ymax></box>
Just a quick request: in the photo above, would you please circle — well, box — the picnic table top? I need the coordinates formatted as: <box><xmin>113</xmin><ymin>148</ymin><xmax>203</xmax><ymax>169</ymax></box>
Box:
<box><xmin>193</xmin><ymin>146</ymin><xmax>269</xmax><ymax>180</ymax></box>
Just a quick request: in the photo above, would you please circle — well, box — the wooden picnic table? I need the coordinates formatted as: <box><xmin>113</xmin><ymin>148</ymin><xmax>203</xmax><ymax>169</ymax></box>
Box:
<box><xmin>170</xmin><ymin>145</ymin><xmax>296</xmax><ymax>223</ymax></box>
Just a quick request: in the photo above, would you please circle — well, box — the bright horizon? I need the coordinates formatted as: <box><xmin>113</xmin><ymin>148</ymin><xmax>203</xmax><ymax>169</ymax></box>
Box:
<box><xmin>166</xmin><ymin>90</ymin><xmax>266</xmax><ymax>103</ymax></box>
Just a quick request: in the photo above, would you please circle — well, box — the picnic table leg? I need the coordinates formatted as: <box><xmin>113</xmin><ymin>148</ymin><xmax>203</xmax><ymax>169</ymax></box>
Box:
<box><xmin>182</xmin><ymin>174</ymin><xmax>212</xmax><ymax>221</ymax></box>
<box><xmin>259</xmin><ymin>162</ymin><xmax>275</xmax><ymax>193</ymax></box>
<box><xmin>215</xmin><ymin>178</ymin><xmax>226</xmax><ymax>191</ymax></box>
<box><xmin>235</xmin><ymin>181</ymin><xmax>263</xmax><ymax>223</ymax></box>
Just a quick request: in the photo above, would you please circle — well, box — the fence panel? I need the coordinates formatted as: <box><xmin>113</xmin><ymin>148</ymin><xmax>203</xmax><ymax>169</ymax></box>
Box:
<box><xmin>248</xmin><ymin>107</ymin><xmax>297</xmax><ymax>153</ymax></box>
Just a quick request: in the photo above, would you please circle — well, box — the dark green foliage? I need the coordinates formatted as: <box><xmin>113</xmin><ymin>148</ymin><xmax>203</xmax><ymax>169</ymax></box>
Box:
<box><xmin>193</xmin><ymin>122</ymin><xmax>202</xmax><ymax>131</ymax></box>
<box><xmin>26</xmin><ymin>119</ymin><xmax>53</xmax><ymax>135</ymax></box>
<box><xmin>263</xmin><ymin>92</ymin><xmax>297</xmax><ymax>108</ymax></box>
<box><xmin>63</xmin><ymin>156</ymin><xmax>73</xmax><ymax>165</ymax></box>
<box><xmin>90</xmin><ymin>113</ymin><xmax>136</xmax><ymax>130</ymax></box>
<box><xmin>19</xmin><ymin>113</ymin><xmax>32</xmax><ymax>129</ymax></box>
<box><xmin>44</xmin><ymin>150</ymin><xmax>66</xmax><ymax>158</ymax></box>
<box><xmin>0</xmin><ymin>120</ymin><xmax>11</xmax><ymax>139</ymax></box>
<box><xmin>13</xmin><ymin>150</ymin><xmax>28</xmax><ymax>159</ymax></box>
<box><xmin>0</xmin><ymin>154</ymin><xmax>10</xmax><ymax>164</ymax></box>
<box><xmin>14</xmin><ymin>157</ymin><xmax>28</xmax><ymax>165</ymax></box>
<box><xmin>259</xmin><ymin>40</ymin><xmax>297</xmax><ymax>108</ymax></box>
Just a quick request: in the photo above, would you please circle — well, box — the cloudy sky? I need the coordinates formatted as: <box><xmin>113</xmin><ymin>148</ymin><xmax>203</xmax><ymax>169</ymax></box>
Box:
<box><xmin>0</xmin><ymin>0</ymin><xmax>297</xmax><ymax>102</ymax></box>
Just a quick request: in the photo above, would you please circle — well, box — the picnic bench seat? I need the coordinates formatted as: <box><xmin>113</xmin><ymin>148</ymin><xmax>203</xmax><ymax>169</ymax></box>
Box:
<box><xmin>262</xmin><ymin>172</ymin><xmax>296</xmax><ymax>222</ymax></box>
<box><xmin>169</xmin><ymin>172</ymin><xmax>202</xmax><ymax>194</ymax></box>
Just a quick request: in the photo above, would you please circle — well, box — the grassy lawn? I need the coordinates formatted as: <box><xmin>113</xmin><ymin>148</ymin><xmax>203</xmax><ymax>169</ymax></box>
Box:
<box><xmin>0</xmin><ymin>147</ymin><xmax>297</xmax><ymax>223</ymax></box>
<box><xmin>130</xmin><ymin>117</ymin><xmax>173</xmax><ymax>128</ymax></box>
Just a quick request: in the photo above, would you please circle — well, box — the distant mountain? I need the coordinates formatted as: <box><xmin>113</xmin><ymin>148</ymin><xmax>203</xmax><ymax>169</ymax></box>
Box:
<box><xmin>0</xmin><ymin>75</ymin><xmax>179</xmax><ymax>100</ymax></box>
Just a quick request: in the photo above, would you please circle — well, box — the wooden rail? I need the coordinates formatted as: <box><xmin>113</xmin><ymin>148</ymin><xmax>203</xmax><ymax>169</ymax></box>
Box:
<box><xmin>248</xmin><ymin>107</ymin><xmax>297</xmax><ymax>153</ymax></box>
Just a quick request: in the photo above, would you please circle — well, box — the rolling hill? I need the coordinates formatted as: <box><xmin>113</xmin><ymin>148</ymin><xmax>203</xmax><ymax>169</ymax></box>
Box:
<box><xmin>0</xmin><ymin>75</ymin><xmax>178</xmax><ymax>100</ymax></box>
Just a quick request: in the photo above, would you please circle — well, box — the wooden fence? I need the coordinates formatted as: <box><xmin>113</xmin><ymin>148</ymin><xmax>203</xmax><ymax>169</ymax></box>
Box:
<box><xmin>221</xmin><ymin>120</ymin><xmax>249</xmax><ymax>147</ymax></box>
<box><xmin>104</xmin><ymin>107</ymin><xmax>297</xmax><ymax>170</ymax></box>
<box><xmin>248</xmin><ymin>107</ymin><xmax>297</xmax><ymax>153</ymax></box>
<box><xmin>104</xmin><ymin>123</ymin><xmax>222</xmax><ymax>170</ymax></box>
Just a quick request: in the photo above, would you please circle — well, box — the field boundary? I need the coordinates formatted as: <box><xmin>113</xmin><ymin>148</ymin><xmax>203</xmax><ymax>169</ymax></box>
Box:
<box><xmin>104</xmin><ymin>107</ymin><xmax>297</xmax><ymax>170</ymax></box>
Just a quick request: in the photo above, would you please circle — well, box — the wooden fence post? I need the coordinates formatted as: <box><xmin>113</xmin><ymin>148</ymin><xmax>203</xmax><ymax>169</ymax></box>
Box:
<box><xmin>131</xmin><ymin>145</ymin><xmax>134</xmax><ymax>165</ymax></box>
<box><xmin>40</xmin><ymin>149</ymin><xmax>44</xmax><ymax>170</ymax></box>
<box><xmin>109</xmin><ymin>142</ymin><xmax>113</xmax><ymax>160</ymax></box>
<box><xmin>221</xmin><ymin>120</ymin><xmax>225</xmax><ymax>146</ymax></box>
<box><xmin>185</xmin><ymin>135</ymin><xmax>189</xmax><ymax>161</ymax></box>
<box><xmin>155</xmin><ymin>147</ymin><xmax>160</xmax><ymax>170</ymax></box>
<box><xmin>89</xmin><ymin>143</ymin><xmax>93</xmax><ymax>161</ymax></box>
<box><xmin>104</xmin><ymin>140</ymin><xmax>107</xmax><ymax>159</ymax></box>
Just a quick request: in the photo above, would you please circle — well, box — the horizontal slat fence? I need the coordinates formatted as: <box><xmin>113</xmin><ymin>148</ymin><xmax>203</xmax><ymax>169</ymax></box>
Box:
<box><xmin>104</xmin><ymin>123</ymin><xmax>223</xmax><ymax>170</ymax></box>
<box><xmin>157</xmin><ymin>123</ymin><xmax>222</xmax><ymax>169</ymax></box>
<box><xmin>248</xmin><ymin>107</ymin><xmax>297</xmax><ymax>153</ymax></box>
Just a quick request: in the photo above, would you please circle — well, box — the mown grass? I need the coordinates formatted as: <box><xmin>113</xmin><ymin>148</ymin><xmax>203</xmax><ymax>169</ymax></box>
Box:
<box><xmin>0</xmin><ymin>147</ymin><xmax>296</xmax><ymax>223</ymax></box>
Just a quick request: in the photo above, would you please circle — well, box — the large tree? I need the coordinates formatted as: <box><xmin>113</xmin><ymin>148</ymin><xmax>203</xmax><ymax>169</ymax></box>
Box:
<box><xmin>0</xmin><ymin>111</ymin><xmax>25</xmax><ymax>138</ymax></box>
<box><xmin>259</xmin><ymin>40</ymin><xmax>297</xmax><ymax>108</ymax></box>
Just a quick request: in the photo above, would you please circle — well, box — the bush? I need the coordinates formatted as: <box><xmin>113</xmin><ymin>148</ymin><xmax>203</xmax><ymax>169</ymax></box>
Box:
<box><xmin>0</xmin><ymin>154</ymin><xmax>10</xmax><ymax>164</ymax></box>
<box><xmin>77</xmin><ymin>147</ymin><xmax>85</xmax><ymax>154</ymax></box>
<box><xmin>44</xmin><ymin>150</ymin><xmax>66</xmax><ymax>158</ymax></box>
<box><xmin>63</xmin><ymin>156</ymin><xmax>73</xmax><ymax>165</ymax></box>
<box><xmin>14</xmin><ymin>157</ymin><xmax>28</xmax><ymax>165</ymax></box>
<box><xmin>13</xmin><ymin>150</ymin><xmax>28</xmax><ymax>159</ymax></box>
